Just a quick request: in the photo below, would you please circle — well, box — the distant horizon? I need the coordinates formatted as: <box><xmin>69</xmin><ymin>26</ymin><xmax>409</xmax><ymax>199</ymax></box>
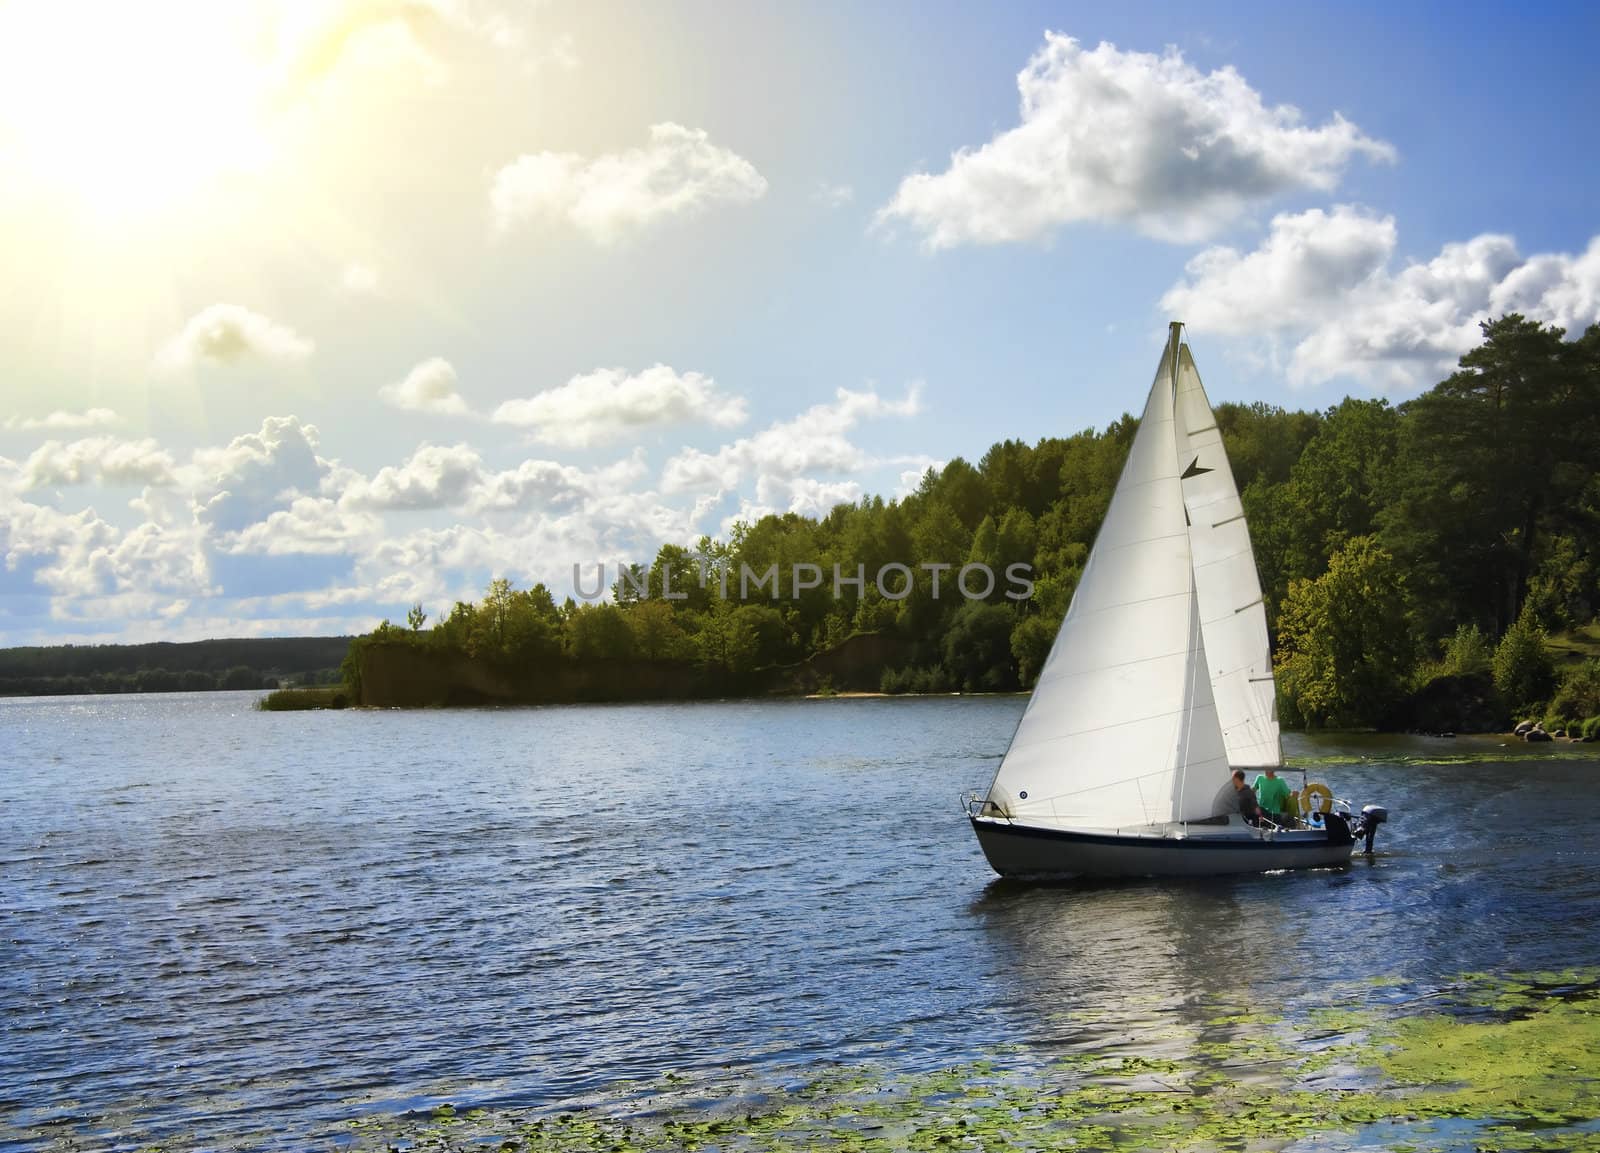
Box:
<box><xmin>0</xmin><ymin>632</ymin><xmax>357</xmax><ymax>650</ymax></box>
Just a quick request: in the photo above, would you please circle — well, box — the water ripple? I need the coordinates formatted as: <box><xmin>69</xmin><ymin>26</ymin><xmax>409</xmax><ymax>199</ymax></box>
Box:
<box><xmin>1</xmin><ymin>694</ymin><xmax>1597</xmax><ymax>1150</ymax></box>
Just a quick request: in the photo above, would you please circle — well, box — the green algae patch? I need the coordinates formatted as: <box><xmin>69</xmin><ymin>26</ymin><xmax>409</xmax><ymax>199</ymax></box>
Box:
<box><xmin>27</xmin><ymin>970</ymin><xmax>1600</xmax><ymax>1153</ymax></box>
<box><xmin>1375</xmin><ymin>992</ymin><xmax>1600</xmax><ymax>1126</ymax></box>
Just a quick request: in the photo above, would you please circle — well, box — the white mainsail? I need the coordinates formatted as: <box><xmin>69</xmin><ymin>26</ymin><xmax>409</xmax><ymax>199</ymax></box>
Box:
<box><xmin>1174</xmin><ymin>345</ymin><xmax>1283</xmax><ymax>768</ymax></box>
<box><xmin>985</xmin><ymin>337</ymin><xmax>1231</xmax><ymax>829</ymax></box>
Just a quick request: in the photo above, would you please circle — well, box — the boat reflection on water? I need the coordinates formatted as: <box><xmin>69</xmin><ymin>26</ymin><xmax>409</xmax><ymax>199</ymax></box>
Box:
<box><xmin>966</xmin><ymin>872</ymin><xmax>1373</xmax><ymax>1079</ymax></box>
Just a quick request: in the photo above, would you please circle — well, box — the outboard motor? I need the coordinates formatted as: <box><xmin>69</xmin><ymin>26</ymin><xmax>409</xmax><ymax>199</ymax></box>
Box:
<box><xmin>1355</xmin><ymin>804</ymin><xmax>1388</xmax><ymax>854</ymax></box>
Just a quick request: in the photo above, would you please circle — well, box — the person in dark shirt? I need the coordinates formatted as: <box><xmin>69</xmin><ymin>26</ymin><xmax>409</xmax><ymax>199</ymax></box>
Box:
<box><xmin>1212</xmin><ymin>769</ymin><xmax>1271</xmax><ymax>826</ymax></box>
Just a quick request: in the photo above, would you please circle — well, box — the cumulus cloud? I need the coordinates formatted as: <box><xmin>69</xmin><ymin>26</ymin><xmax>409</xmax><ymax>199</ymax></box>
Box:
<box><xmin>224</xmin><ymin>497</ymin><xmax>382</xmax><ymax>556</ymax></box>
<box><xmin>878</xmin><ymin>33</ymin><xmax>1394</xmax><ymax>248</ymax></box>
<box><xmin>6</xmin><ymin>379</ymin><xmax>932</xmax><ymax>638</ymax></box>
<box><xmin>896</xmin><ymin>458</ymin><xmax>944</xmax><ymax>498</ymax></box>
<box><xmin>661</xmin><ymin>383</ymin><xmax>922</xmax><ymax>495</ymax></box>
<box><xmin>4</xmin><ymin>408</ymin><xmax>119</xmax><ymax>432</ymax></box>
<box><xmin>473</xmin><ymin>450</ymin><xmax>648</xmax><ymax>513</ymax></box>
<box><xmin>490</xmin><ymin>123</ymin><xmax>768</xmax><ymax>243</ymax></box>
<box><xmin>3</xmin><ymin>501</ymin><xmax>116</xmax><ymax>579</ymax></box>
<box><xmin>2</xmin><ymin>494</ymin><xmax>211</xmax><ymax>599</ymax></box>
<box><xmin>20</xmin><ymin>437</ymin><xmax>178</xmax><ymax>490</ymax></box>
<box><xmin>95</xmin><ymin>520</ymin><xmax>214</xmax><ymax>597</ymax></box>
<box><xmin>158</xmin><ymin>304</ymin><xmax>314</xmax><ymax>371</ymax></box>
<box><xmin>379</xmin><ymin>357</ymin><xmax>471</xmax><ymax>415</ymax></box>
<box><xmin>341</xmin><ymin>442</ymin><xmax>485</xmax><ymax>510</ymax></box>
<box><xmin>330</xmin><ymin>440</ymin><xmax>650</xmax><ymax>521</ymax></box>
<box><xmin>1161</xmin><ymin>205</ymin><xmax>1397</xmax><ymax>330</ymax></box>
<box><xmin>1164</xmin><ymin>209</ymin><xmax>1600</xmax><ymax>389</ymax></box>
<box><xmin>192</xmin><ymin>416</ymin><xmax>328</xmax><ymax>532</ymax></box>
<box><xmin>1490</xmin><ymin>237</ymin><xmax>1600</xmax><ymax>334</ymax></box>
<box><xmin>491</xmin><ymin>364</ymin><xmax>746</xmax><ymax>447</ymax></box>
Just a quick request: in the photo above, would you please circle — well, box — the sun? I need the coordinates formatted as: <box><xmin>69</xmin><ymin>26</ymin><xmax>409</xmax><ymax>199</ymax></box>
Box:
<box><xmin>0</xmin><ymin>1</ymin><xmax>276</xmax><ymax>221</ymax></box>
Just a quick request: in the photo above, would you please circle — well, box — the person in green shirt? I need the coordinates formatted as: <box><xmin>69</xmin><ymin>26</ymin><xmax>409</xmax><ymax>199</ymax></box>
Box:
<box><xmin>1253</xmin><ymin>769</ymin><xmax>1292</xmax><ymax>823</ymax></box>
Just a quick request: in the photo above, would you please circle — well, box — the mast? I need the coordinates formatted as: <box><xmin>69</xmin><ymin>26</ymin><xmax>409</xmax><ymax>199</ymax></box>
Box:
<box><xmin>1170</xmin><ymin>320</ymin><xmax>1195</xmax><ymax>816</ymax></box>
<box><xmin>1168</xmin><ymin>321</ymin><xmax>1182</xmax><ymax>397</ymax></box>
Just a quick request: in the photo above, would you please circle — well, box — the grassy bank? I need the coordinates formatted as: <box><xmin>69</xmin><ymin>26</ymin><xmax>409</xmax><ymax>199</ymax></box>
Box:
<box><xmin>256</xmin><ymin>686</ymin><xmax>350</xmax><ymax>711</ymax></box>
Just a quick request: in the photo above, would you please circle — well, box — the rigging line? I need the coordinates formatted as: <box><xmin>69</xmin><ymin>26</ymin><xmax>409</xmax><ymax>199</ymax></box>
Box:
<box><xmin>1178</xmin><ymin>584</ymin><xmax>1200</xmax><ymax>823</ymax></box>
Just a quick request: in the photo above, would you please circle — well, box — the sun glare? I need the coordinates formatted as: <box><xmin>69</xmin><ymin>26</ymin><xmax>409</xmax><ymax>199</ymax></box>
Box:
<box><xmin>0</xmin><ymin>2</ymin><xmax>275</xmax><ymax>220</ymax></box>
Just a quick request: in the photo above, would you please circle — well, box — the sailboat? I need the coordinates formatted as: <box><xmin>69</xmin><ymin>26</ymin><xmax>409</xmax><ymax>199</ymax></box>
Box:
<box><xmin>968</xmin><ymin>324</ymin><xmax>1386</xmax><ymax>879</ymax></box>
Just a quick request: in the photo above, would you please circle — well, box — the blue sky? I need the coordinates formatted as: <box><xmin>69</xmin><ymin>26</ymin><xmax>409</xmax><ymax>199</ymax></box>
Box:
<box><xmin>2</xmin><ymin>0</ymin><xmax>1597</xmax><ymax>643</ymax></box>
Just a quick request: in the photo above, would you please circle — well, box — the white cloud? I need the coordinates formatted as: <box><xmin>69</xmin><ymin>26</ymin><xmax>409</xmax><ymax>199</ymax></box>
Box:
<box><xmin>4</xmin><ymin>379</ymin><xmax>931</xmax><ymax>638</ymax></box>
<box><xmin>1</xmin><ymin>493</ymin><xmax>210</xmax><ymax>599</ymax></box>
<box><xmin>661</xmin><ymin>383</ymin><xmax>922</xmax><ymax>494</ymax></box>
<box><xmin>813</xmin><ymin>182</ymin><xmax>854</xmax><ymax>208</ymax></box>
<box><xmin>341</xmin><ymin>442</ymin><xmax>485</xmax><ymax>510</ymax></box>
<box><xmin>379</xmin><ymin>357</ymin><xmax>471</xmax><ymax>415</ymax></box>
<box><xmin>469</xmin><ymin>459</ymin><xmax>587</xmax><ymax>512</ymax></box>
<box><xmin>20</xmin><ymin>437</ymin><xmax>178</xmax><ymax>490</ymax></box>
<box><xmin>1490</xmin><ymin>236</ymin><xmax>1600</xmax><ymax>335</ymax></box>
<box><xmin>224</xmin><ymin>496</ymin><xmax>382</xmax><ymax>556</ymax></box>
<box><xmin>97</xmin><ymin>520</ymin><xmax>214</xmax><ymax>596</ymax></box>
<box><xmin>764</xmin><ymin>476</ymin><xmax>863</xmax><ymax>517</ymax></box>
<box><xmin>491</xmin><ymin>364</ymin><xmax>746</xmax><ymax>447</ymax></box>
<box><xmin>490</xmin><ymin>123</ymin><xmax>768</xmax><ymax>243</ymax></box>
<box><xmin>1160</xmin><ymin>205</ymin><xmax>1397</xmax><ymax>331</ymax></box>
<box><xmin>332</xmin><ymin>441</ymin><xmax>650</xmax><ymax>520</ymax></box>
<box><xmin>3</xmin><ymin>501</ymin><xmax>116</xmax><ymax>580</ymax></box>
<box><xmin>157</xmin><ymin>304</ymin><xmax>314</xmax><ymax>371</ymax></box>
<box><xmin>192</xmin><ymin>416</ymin><xmax>328</xmax><ymax>531</ymax></box>
<box><xmin>473</xmin><ymin>450</ymin><xmax>648</xmax><ymax>512</ymax></box>
<box><xmin>1165</xmin><ymin>210</ymin><xmax>1600</xmax><ymax>389</ymax></box>
<box><xmin>896</xmin><ymin>458</ymin><xmax>943</xmax><ymax>498</ymax></box>
<box><xmin>4</xmin><ymin>408</ymin><xmax>119</xmax><ymax>432</ymax></box>
<box><xmin>878</xmin><ymin>33</ymin><xmax>1394</xmax><ymax>248</ymax></box>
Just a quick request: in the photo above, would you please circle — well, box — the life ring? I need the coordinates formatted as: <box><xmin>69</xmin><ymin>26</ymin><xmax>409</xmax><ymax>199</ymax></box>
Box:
<box><xmin>1301</xmin><ymin>782</ymin><xmax>1334</xmax><ymax>815</ymax></box>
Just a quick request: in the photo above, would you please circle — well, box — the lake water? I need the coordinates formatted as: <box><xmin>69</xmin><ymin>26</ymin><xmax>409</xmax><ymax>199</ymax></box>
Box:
<box><xmin>3</xmin><ymin>692</ymin><xmax>1599</xmax><ymax>1151</ymax></box>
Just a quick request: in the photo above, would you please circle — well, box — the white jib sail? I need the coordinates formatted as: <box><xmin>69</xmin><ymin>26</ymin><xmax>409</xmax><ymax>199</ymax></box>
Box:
<box><xmin>1174</xmin><ymin>343</ymin><xmax>1283</xmax><ymax>769</ymax></box>
<box><xmin>986</xmin><ymin>344</ymin><xmax>1231</xmax><ymax>829</ymax></box>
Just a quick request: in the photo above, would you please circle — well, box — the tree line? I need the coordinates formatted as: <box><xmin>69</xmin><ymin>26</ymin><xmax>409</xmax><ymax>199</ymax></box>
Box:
<box><xmin>351</xmin><ymin>315</ymin><xmax>1600</xmax><ymax>730</ymax></box>
<box><xmin>0</xmin><ymin>636</ymin><xmax>350</xmax><ymax>697</ymax></box>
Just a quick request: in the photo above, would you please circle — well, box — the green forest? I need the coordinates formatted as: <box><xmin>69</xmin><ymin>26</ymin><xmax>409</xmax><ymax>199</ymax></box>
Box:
<box><xmin>342</xmin><ymin>315</ymin><xmax>1600</xmax><ymax>732</ymax></box>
